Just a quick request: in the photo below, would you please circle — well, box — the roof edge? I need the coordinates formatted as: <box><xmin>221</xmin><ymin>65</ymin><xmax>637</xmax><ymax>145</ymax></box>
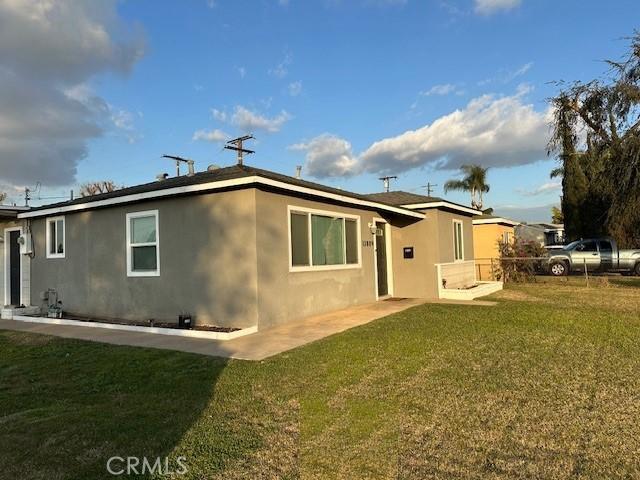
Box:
<box><xmin>18</xmin><ymin>176</ymin><xmax>425</xmax><ymax>220</ymax></box>
<box><xmin>401</xmin><ymin>201</ymin><xmax>481</xmax><ymax>216</ymax></box>
<box><xmin>472</xmin><ymin>217</ymin><xmax>520</xmax><ymax>227</ymax></box>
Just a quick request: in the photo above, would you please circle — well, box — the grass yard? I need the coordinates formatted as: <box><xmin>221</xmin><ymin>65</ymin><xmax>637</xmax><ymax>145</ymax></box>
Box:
<box><xmin>2</xmin><ymin>276</ymin><xmax>640</xmax><ymax>479</ymax></box>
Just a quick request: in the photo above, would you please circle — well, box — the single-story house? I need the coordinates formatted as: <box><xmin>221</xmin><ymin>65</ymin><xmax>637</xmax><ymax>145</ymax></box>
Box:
<box><xmin>1</xmin><ymin>164</ymin><xmax>500</xmax><ymax>330</ymax></box>
<box><xmin>515</xmin><ymin>222</ymin><xmax>565</xmax><ymax>248</ymax></box>
<box><xmin>472</xmin><ymin>214</ymin><xmax>520</xmax><ymax>280</ymax></box>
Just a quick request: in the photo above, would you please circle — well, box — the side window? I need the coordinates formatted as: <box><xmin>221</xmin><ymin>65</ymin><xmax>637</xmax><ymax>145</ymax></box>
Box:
<box><xmin>577</xmin><ymin>241</ymin><xmax>597</xmax><ymax>252</ymax></box>
<box><xmin>126</xmin><ymin>210</ymin><xmax>160</xmax><ymax>277</ymax></box>
<box><xmin>46</xmin><ymin>216</ymin><xmax>65</xmax><ymax>258</ymax></box>
<box><xmin>599</xmin><ymin>240</ymin><xmax>613</xmax><ymax>252</ymax></box>
<box><xmin>453</xmin><ymin>220</ymin><xmax>464</xmax><ymax>261</ymax></box>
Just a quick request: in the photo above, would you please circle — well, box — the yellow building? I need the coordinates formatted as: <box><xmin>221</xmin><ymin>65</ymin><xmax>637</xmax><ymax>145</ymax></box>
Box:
<box><xmin>472</xmin><ymin>215</ymin><xmax>519</xmax><ymax>281</ymax></box>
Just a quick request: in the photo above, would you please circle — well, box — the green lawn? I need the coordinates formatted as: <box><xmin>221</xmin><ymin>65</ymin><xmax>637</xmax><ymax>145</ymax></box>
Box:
<box><xmin>2</xmin><ymin>277</ymin><xmax>640</xmax><ymax>479</ymax></box>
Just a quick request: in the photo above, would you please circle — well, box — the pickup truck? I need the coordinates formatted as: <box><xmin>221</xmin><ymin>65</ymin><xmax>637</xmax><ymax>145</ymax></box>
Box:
<box><xmin>548</xmin><ymin>237</ymin><xmax>640</xmax><ymax>276</ymax></box>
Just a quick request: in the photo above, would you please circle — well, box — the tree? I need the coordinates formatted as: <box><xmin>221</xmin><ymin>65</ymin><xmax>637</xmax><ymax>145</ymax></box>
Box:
<box><xmin>0</xmin><ymin>192</ymin><xmax>6</xmax><ymax>204</ymax></box>
<box><xmin>79</xmin><ymin>181</ymin><xmax>120</xmax><ymax>198</ymax></box>
<box><xmin>551</xmin><ymin>206</ymin><xmax>564</xmax><ymax>224</ymax></box>
<box><xmin>444</xmin><ymin>164</ymin><xmax>490</xmax><ymax>210</ymax></box>
<box><xmin>548</xmin><ymin>32</ymin><xmax>640</xmax><ymax>247</ymax></box>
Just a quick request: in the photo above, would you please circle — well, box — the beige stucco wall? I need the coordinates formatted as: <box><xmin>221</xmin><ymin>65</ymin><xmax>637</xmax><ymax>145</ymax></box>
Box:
<box><xmin>29</xmin><ymin>190</ymin><xmax>259</xmax><ymax>327</ymax></box>
<box><xmin>1</xmin><ymin>219</ymin><xmax>31</xmax><ymax>307</ymax></box>
<box><xmin>473</xmin><ymin>223</ymin><xmax>514</xmax><ymax>280</ymax></box>
<box><xmin>388</xmin><ymin>209</ymin><xmax>475</xmax><ymax>299</ymax></box>
<box><xmin>254</xmin><ymin>190</ymin><xmax>381</xmax><ymax>329</ymax></box>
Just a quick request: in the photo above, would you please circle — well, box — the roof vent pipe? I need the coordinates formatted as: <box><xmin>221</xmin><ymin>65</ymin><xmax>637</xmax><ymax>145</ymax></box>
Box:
<box><xmin>187</xmin><ymin>160</ymin><xmax>195</xmax><ymax>176</ymax></box>
<box><xmin>295</xmin><ymin>165</ymin><xmax>302</xmax><ymax>179</ymax></box>
<box><xmin>156</xmin><ymin>173</ymin><xmax>169</xmax><ymax>182</ymax></box>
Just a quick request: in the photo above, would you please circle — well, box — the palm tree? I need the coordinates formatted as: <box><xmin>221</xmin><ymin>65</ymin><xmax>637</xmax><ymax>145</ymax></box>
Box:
<box><xmin>444</xmin><ymin>164</ymin><xmax>490</xmax><ymax>210</ymax></box>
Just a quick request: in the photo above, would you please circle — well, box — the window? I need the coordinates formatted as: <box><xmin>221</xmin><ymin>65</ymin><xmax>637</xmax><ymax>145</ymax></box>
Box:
<box><xmin>46</xmin><ymin>216</ymin><xmax>65</xmax><ymax>258</ymax></box>
<box><xmin>576</xmin><ymin>240</ymin><xmax>597</xmax><ymax>252</ymax></box>
<box><xmin>599</xmin><ymin>240</ymin><xmax>613</xmax><ymax>253</ymax></box>
<box><xmin>453</xmin><ymin>220</ymin><xmax>464</xmax><ymax>261</ymax></box>
<box><xmin>126</xmin><ymin>210</ymin><xmax>160</xmax><ymax>277</ymax></box>
<box><xmin>289</xmin><ymin>207</ymin><xmax>360</xmax><ymax>270</ymax></box>
<box><xmin>503</xmin><ymin>231</ymin><xmax>512</xmax><ymax>244</ymax></box>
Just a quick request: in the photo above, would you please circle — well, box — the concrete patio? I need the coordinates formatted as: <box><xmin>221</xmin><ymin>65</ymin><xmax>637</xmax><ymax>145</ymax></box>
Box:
<box><xmin>0</xmin><ymin>297</ymin><xmax>494</xmax><ymax>360</ymax></box>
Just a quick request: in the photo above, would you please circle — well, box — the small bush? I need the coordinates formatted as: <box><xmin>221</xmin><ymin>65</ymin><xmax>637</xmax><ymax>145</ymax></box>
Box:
<box><xmin>497</xmin><ymin>238</ymin><xmax>547</xmax><ymax>283</ymax></box>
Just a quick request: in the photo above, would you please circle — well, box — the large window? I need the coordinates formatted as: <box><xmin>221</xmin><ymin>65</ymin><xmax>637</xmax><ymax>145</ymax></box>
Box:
<box><xmin>453</xmin><ymin>220</ymin><xmax>464</xmax><ymax>261</ymax></box>
<box><xmin>126</xmin><ymin>210</ymin><xmax>160</xmax><ymax>277</ymax></box>
<box><xmin>46</xmin><ymin>216</ymin><xmax>65</xmax><ymax>258</ymax></box>
<box><xmin>289</xmin><ymin>207</ymin><xmax>360</xmax><ymax>270</ymax></box>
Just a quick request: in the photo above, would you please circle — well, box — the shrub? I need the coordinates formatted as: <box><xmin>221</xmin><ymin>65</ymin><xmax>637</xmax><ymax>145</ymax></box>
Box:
<box><xmin>497</xmin><ymin>238</ymin><xmax>547</xmax><ymax>283</ymax></box>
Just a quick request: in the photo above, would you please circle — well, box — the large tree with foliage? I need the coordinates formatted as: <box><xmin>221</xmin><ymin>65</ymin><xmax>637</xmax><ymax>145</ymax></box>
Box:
<box><xmin>548</xmin><ymin>32</ymin><xmax>640</xmax><ymax>247</ymax></box>
<box><xmin>444</xmin><ymin>164</ymin><xmax>490</xmax><ymax>210</ymax></box>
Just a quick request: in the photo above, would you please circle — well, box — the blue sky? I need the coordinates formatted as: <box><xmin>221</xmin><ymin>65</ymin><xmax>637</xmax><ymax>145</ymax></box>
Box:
<box><xmin>0</xmin><ymin>0</ymin><xmax>638</xmax><ymax>221</ymax></box>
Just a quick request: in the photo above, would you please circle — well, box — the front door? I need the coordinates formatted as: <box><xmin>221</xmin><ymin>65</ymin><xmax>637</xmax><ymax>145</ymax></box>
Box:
<box><xmin>375</xmin><ymin>221</ymin><xmax>388</xmax><ymax>297</ymax></box>
<box><xmin>8</xmin><ymin>230</ymin><xmax>21</xmax><ymax>306</ymax></box>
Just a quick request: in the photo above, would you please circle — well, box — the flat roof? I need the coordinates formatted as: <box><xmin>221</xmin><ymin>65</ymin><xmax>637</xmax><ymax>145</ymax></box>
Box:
<box><xmin>20</xmin><ymin>165</ymin><xmax>425</xmax><ymax>220</ymax></box>
<box><xmin>0</xmin><ymin>205</ymin><xmax>30</xmax><ymax>219</ymax></box>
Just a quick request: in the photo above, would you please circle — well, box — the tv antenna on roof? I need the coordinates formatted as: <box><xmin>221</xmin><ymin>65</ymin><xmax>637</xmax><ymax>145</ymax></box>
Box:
<box><xmin>162</xmin><ymin>155</ymin><xmax>195</xmax><ymax>176</ymax></box>
<box><xmin>379</xmin><ymin>176</ymin><xmax>397</xmax><ymax>193</ymax></box>
<box><xmin>224</xmin><ymin>135</ymin><xmax>255</xmax><ymax>166</ymax></box>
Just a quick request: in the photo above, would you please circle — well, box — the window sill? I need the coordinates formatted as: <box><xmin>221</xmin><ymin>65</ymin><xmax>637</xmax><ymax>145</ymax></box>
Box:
<box><xmin>127</xmin><ymin>271</ymin><xmax>160</xmax><ymax>277</ymax></box>
<box><xmin>46</xmin><ymin>254</ymin><xmax>65</xmax><ymax>259</ymax></box>
<box><xmin>289</xmin><ymin>264</ymin><xmax>362</xmax><ymax>273</ymax></box>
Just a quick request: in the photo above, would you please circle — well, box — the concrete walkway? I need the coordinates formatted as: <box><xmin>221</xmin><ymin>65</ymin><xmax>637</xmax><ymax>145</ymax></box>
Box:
<box><xmin>0</xmin><ymin>297</ymin><xmax>494</xmax><ymax>360</ymax></box>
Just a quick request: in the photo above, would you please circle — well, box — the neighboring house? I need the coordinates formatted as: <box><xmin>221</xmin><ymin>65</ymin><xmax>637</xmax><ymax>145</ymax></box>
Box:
<box><xmin>472</xmin><ymin>214</ymin><xmax>520</xmax><ymax>280</ymax></box>
<box><xmin>515</xmin><ymin>223</ymin><xmax>565</xmax><ymax>248</ymax></box>
<box><xmin>1</xmin><ymin>164</ymin><xmax>498</xmax><ymax>330</ymax></box>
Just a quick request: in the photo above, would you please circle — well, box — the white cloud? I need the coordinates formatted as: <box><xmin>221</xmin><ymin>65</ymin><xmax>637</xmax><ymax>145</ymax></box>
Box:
<box><xmin>517</xmin><ymin>181</ymin><xmax>561</xmax><ymax>197</ymax></box>
<box><xmin>211</xmin><ymin>108</ymin><xmax>227</xmax><ymax>122</ymax></box>
<box><xmin>479</xmin><ymin>62</ymin><xmax>534</xmax><ymax>86</ymax></box>
<box><xmin>0</xmin><ymin>0</ymin><xmax>144</xmax><ymax>186</ymax></box>
<box><xmin>291</xmin><ymin>89</ymin><xmax>551</xmax><ymax>179</ymax></box>
<box><xmin>421</xmin><ymin>83</ymin><xmax>463</xmax><ymax>96</ymax></box>
<box><xmin>237</xmin><ymin>66</ymin><xmax>246</xmax><ymax>78</ymax></box>
<box><xmin>474</xmin><ymin>0</ymin><xmax>521</xmax><ymax>15</ymax></box>
<box><xmin>360</xmin><ymin>90</ymin><xmax>551</xmax><ymax>174</ymax></box>
<box><xmin>288</xmin><ymin>80</ymin><xmax>302</xmax><ymax>96</ymax></box>
<box><xmin>289</xmin><ymin>134</ymin><xmax>358</xmax><ymax>178</ymax></box>
<box><xmin>231</xmin><ymin>106</ymin><xmax>292</xmax><ymax>133</ymax></box>
<box><xmin>269</xmin><ymin>52</ymin><xmax>292</xmax><ymax>79</ymax></box>
<box><xmin>192</xmin><ymin>128</ymin><xmax>229</xmax><ymax>142</ymax></box>
<box><xmin>110</xmin><ymin>107</ymin><xmax>141</xmax><ymax>144</ymax></box>
<box><xmin>208</xmin><ymin>105</ymin><xmax>292</xmax><ymax>133</ymax></box>
<box><xmin>278</xmin><ymin>0</ymin><xmax>290</xmax><ymax>5</ymax></box>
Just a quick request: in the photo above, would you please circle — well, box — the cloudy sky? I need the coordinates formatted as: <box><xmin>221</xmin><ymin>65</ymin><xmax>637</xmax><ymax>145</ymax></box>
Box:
<box><xmin>0</xmin><ymin>0</ymin><xmax>636</xmax><ymax>221</ymax></box>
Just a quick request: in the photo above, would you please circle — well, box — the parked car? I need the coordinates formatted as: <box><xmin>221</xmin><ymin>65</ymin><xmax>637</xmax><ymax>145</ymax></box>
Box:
<box><xmin>548</xmin><ymin>237</ymin><xmax>640</xmax><ymax>276</ymax></box>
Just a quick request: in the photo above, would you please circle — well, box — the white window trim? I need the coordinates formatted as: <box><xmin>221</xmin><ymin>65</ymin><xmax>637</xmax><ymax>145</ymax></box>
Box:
<box><xmin>45</xmin><ymin>216</ymin><xmax>65</xmax><ymax>259</ymax></box>
<box><xmin>453</xmin><ymin>219</ymin><xmax>464</xmax><ymax>262</ymax></box>
<box><xmin>126</xmin><ymin>210</ymin><xmax>160</xmax><ymax>277</ymax></box>
<box><xmin>287</xmin><ymin>205</ymin><xmax>362</xmax><ymax>273</ymax></box>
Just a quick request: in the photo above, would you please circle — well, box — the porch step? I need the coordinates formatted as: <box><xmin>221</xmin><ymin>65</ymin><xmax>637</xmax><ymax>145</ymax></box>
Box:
<box><xmin>439</xmin><ymin>281</ymin><xmax>503</xmax><ymax>301</ymax></box>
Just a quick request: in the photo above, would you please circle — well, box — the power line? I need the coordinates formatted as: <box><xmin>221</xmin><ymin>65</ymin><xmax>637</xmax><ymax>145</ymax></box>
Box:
<box><xmin>422</xmin><ymin>182</ymin><xmax>438</xmax><ymax>196</ymax></box>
